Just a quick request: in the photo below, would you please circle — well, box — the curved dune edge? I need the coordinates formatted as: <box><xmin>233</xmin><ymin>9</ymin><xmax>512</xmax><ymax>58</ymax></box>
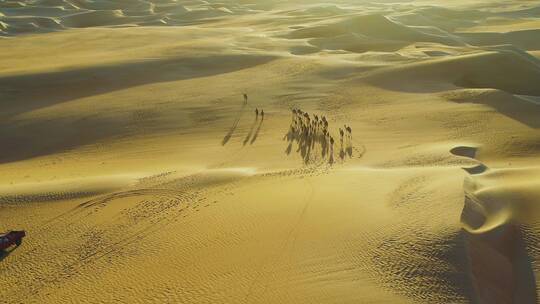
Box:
<box><xmin>363</xmin><ymin>49</ymin><xmax>540</xmax><ymax>96</ymax></box>
<box><xmin>456</xmin><ymin>147</ymin><xmax>539</xmax><ymax>304</ymax></box>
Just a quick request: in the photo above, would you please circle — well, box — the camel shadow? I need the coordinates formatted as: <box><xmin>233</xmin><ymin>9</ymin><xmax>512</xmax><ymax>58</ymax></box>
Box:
<box><xmin>222</xmin><ymin>99</ymin><xmax>249</xmax><ymax>146</ymax></box>
<box><xmin>250</xmin><ymin>116</ymin><xmax>264</xmax><ymax>145</ymax></box>
<box><xmin>346</xmin><ymin>146</ymin><xmax>353</xmax><ymax>157</ymax></box>
<box><xmin>243</xmin><ymin>116</ymin><xmax>259</xmax><ymax>146</ymax></box>
<box><xmin>285</xmin><ymin>142</ymin><xmax>293</xmax><ymax>155</ymax></box>
<box><xmin>283</xmin><ymin>111</ymin><xmax>350</xmax><ymax>165</ymax></box>
<box><xmin>328</xmin><ymin>150</ymin><xmax>335</xmax><ymax>165</ymax></box>
<box><xmin>1</xmin><ymin>55</ymin><xmax>273</xmax><ymax>120</ymax></box>
<box><xmin>221</xmin><ymin>134</ymin><xmax>233</xmax><ymax>146</ymax></box>
<box><xmin>0</xmin><ymin>55</ymin><xmax>274</xmax><ymax>162</ymax></box>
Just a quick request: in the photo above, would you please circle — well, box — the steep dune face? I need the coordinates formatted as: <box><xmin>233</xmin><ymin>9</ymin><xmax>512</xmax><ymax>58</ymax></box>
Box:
<box><xmin>284</xmin><ymin>14</ymin><xmax>462</xmax><ymax>53</ymax></box>
<box><xmin>1</xmin><ymin>0</ymin><xmax>540</xmax><ymax>303</ymax></box>
<box><xmin>364</xmin><ymin>49</ymin><xmax>540</xmax><ymax>96</ymax></box>
<box><xmin>459</xmin><ymin>158</ymin><xmax>540</xmax><ymax>304</ymax></box>
<box><xmin>391</xmin><ymin>6</ymin><xmax>486</xmax><ymax>32</ymax></box>
<box><xmin>459</xmin><ymin>29</ymin><xmax>540</xmax><ymax>51</ymax></box>
<box><xmin>442</xmin><ymin>89</ymin><xmax>540</xmax><ymax>129</ymax></box>
<box><xmin>286</xmin><ymin>14</ymin><xmax>447</xmax><ymax>42</ymax></box>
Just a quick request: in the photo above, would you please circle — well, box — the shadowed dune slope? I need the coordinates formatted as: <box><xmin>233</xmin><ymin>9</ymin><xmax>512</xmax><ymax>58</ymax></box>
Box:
<box><xmin>284</xmin><ymin>14</ymin><xmax>463</xmax><ymax>48</ymax></box>
<box><xmin>364</xmin><ymin>49</ymin><xmax>540</xmax><ymax>96</ymax></box>
<box><xmin>0</xmin><ymin>0</ymin><xmax>246</xmax><ymax>36</ymax></box>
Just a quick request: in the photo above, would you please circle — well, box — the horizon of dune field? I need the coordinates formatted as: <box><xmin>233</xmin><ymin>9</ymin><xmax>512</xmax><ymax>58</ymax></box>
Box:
<box><xmin>1</xmin><ymin>0</ymin><xmax>540</xmax><ymax>303</ymax></box>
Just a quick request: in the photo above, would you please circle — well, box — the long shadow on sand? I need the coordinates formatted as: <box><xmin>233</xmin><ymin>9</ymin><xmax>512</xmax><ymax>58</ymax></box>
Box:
<box><xmin>1</xmin><ymin>54</ymin><xmax>274</xmax><ymax>119</ymax></box>
<box><xmin>222</xmin><ymin>97</ymin><xmax>249</xmax><ymax>146</ymax></box>
<box><xmin>249</xmin><ymin>116</ymin><xmax>264</xmax><ymax>145</ymax></box>
<box><xmin>242</xmin><ymin>116</ymin><xmax>259</xmax><ymax>146</ymax></box>
<box><xmin>0</xmin><ymin>54</ymin><xmax>275</xmax><ymax>164</ymax></box>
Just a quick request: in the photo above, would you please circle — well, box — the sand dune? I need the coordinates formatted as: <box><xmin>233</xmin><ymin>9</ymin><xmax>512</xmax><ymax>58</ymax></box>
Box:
<box><xmin>0</xmin><ymin>0</ymin><xmax>247</xmax><ymax>36</ymax></box>
<box><xmin>456</xmin><ymin>147</ymin><xmax>540</xmax><ymax>304</ymax></box>
<box><xmin>283</xmin><ymin>14</ymin><xmax>463</xmax><ymax>55</ymax></box>
<box><xmin>459</xmin><ymin>29</ymin><xmax>540</xmax><ymax>51</ymax></box>
<box><xmin>442</xmin><ymin>89</ymin><xmax>540</xmax><ymax>128</ymax></box>
<box><xmin>1</xmin><ymin>0</ymin><xmax>540</xmax><ymax>303</ymax></box>
<box><xmin>364</xmin><ymin>49</ymin><xmax>540</xmax><ymax>95</ymax></box>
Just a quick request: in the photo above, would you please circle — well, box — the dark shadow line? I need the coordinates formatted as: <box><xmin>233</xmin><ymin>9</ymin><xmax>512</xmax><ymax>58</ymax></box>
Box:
<box><xmin>0</xmin><ymin>55</ymin><xmax>276</xmax><ymax>163</ymax></box>
<box><xmin>243</xmin><ymin>117</ymin><xmax>259</xmax><ymax>146</ymax></box>
<box><xmin>285</xmin><ymin>143</ymin><xmax>293</xmax><ymax>155</ymax></box>
<box><xmin>222</xmin><ymin>99</ymin><xmax>249</xmax><ymax>146</ymax></box>
<box><xmin>1</xmin><ymin>54</ymin><xmax>275</xmax><ymax>120</ymax></box>
<box><xmin>449</xmin><ymin>94</ymin><xmax>540</xmax><ymax>129</ymax></box>
<box><xmin>250</xmin><ymin>117</ymin><xmax>264</xmax><ymax>145</ymax></box>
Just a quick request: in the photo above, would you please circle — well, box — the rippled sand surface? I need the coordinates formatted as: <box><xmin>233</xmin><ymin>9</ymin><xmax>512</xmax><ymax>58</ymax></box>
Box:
<box><xmin>1</xmin><ymin>1</ymin><xmax>540</xmax><ymax>303</ymax></box>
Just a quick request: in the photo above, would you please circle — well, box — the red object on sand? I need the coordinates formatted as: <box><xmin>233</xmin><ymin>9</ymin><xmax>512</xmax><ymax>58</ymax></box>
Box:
<box><xmin>0</xmin><ymin>230</ymin><xmax>26</xmax><ymax>250</ymax></box>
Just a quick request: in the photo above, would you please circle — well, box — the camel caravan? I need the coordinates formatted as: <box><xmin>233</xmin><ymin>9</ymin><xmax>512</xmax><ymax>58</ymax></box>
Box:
<box><xmin>284</xmin><ymin>108</ymin><xmax>353</xmax><ymax>164</ymax></box>
<box><xmin>224</xmin><ymin>94</ymin><xmax>353</xmax><ymax>161</ymax></box>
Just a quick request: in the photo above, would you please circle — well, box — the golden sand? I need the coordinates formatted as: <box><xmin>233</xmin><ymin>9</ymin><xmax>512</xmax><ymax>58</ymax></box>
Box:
<box><xmin>1</xmin><ymin>1</ymin><xmax>539</xmax><ymax>303</ymax></box>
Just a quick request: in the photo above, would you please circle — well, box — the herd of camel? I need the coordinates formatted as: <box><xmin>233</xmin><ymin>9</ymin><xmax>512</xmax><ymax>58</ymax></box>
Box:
<box><xmin>285</xmin><ymin>108</ymin><xmax>353</xmax><ymax>164</ymax></box>
<box><xmin>224</xmin><ymin>94</ymin><xmax>355</xmax><ymax>164</ymax></box>
<box><xmin>292</xmin><ymin>109</ymin><xmax>352</xmax><ymax>143</ymax></box>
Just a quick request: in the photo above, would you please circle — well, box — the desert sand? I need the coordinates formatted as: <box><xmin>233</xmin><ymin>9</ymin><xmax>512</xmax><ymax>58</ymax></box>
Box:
<box><xmin>1</xmin><ymin>0</ymin><xmax>539</xmax><ymax>303</ymax></box>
